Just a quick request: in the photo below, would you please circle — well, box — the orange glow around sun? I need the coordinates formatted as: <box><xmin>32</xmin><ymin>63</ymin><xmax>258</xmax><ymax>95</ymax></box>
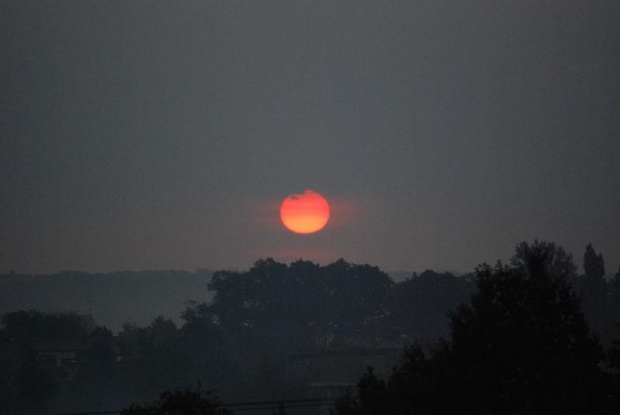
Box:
<box><xmin>280</xmin><ymin>190</ymin><xmax>330</xmax><ymax>234</ymax></box>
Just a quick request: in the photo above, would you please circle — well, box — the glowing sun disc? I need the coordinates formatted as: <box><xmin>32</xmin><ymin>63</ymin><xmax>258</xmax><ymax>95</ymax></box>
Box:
<box><xmin>280</xmin><ymin>190</ymin><xmax>330</xmax><ymax>234</ymax></box>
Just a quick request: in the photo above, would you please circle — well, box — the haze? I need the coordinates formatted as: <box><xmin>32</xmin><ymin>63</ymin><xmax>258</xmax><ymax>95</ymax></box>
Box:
<box><xmin>1</xmin><ymin>1</ymin><xmax>618</xmax><ymax>274</ymax></box>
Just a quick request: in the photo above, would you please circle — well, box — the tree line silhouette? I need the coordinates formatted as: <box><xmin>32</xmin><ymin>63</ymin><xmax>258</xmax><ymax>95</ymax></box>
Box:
<box><xmin>1</xmin><ymin>241</ymin><xmax>619</xmax><ymax>414</ymax></box>
<box><xmin>334</xmin><ymin>241</ymin><xmax>620</xmax><ymax>415</ymax></box>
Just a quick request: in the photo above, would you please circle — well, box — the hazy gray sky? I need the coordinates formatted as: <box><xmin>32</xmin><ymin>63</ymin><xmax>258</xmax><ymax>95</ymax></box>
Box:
<box><xmin>1</xmin><ymin>1</ymin><xmax>619</xmax><ymax>274</ymax></box>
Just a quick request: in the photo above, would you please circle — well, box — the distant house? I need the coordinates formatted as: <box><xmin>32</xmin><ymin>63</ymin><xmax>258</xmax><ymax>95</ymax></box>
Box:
<box><xmin>286</xmin><ymin>330</ymin><xmax>410</xmax><ymax>414</ymax></box>
<box><xmin>30</xmin><ymin>338</ymin><xmax>89</xmax><ymax>383</ymax></box>
<box><xmin>288</xmin><ymin>347</ymin><xmax>402</xmax><ymax>400</ymax></box>
<box><xmin>0</xmin><ymin>340</ymin><xmax>21</xmax><ymax>398</ymax></box>
<box><xmin>28</xmin><ymin>313</ymin><xmax>97</xmax><ymax>383</ymax></box>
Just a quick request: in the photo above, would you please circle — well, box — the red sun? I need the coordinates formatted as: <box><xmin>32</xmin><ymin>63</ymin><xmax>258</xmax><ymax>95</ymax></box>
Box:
<box><xmin>280</xmin><ymin>190</ymin><xmax>330</xmax><ymax>234</ymax></box>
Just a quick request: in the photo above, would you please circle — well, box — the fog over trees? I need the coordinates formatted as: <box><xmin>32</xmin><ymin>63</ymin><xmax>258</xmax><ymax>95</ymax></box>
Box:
<box><xmin>1</xmin><ymin>241</ymin><xmax>620</xmax><ymax>414</ymax></box>
<box><xmin>0</xmin><ymin>270</ymin><xmax>213</xmax><ymax>332</ymax></box>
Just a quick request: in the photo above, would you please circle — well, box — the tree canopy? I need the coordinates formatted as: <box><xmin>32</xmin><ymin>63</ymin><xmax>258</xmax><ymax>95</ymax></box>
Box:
<box><xmin>205</xmin><ymin>258</ymin><xmax>395</xmax><ymax>349</ymax></box>
<box><xmin>120</xmin><ymin>387</ymin><xmax>232</xmax><ymax>415</ymax></box>
<box><xmin>335</xmin><ymin>241</ymin><xmax>607</xmax><ymax>415</ymax></box>
<box><xmin>0</xmin><ymin>310</ymin><xmax>89</xmax><ymax>343</ymax></box>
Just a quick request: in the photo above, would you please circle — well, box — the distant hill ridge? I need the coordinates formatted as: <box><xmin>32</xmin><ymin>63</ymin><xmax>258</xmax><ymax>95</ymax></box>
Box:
<box><xmin>0</xmin><ymin>268</ymin><xmax>463</xmax><ymax>333</ymax></box>
<box><xmin>0</xmin><ymin>270</ymin><xmax>213</xmax><ymax>333</ymax></box>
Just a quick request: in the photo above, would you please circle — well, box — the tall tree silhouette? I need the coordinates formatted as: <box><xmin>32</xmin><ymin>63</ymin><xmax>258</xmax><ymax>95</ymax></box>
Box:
<box><xmin>510</xmin><ymin>239</ymin><xmax>577</xmax><ymax>280</ymax></box>
<box><xmin>446</xmin><ymin>260</ymin><xmax>603</xmax><ymax>414</ymax></box>
<box><xmin>335</xmin><ymin>241</ymin><xmax>606</xmax><ymax>415</ymax></box>
<box><xmin>580</xmin><ymin>244</ymin><xmax>609</xmax><ymax>342</ymax></box>
<box><xmin>612</xmin><ymin>266</ymin><xmax>620</xmax><ymax>334</ymax></box>
<box><xmin>584</xmin><ymin>243</ymin><xmax>606</xmax><ymax>280</ymax></box>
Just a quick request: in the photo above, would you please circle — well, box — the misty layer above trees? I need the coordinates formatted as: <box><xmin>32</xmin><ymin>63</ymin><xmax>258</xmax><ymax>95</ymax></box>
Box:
<box><xmin>0</xmin><ymin>270</ymin><xmax>213</xmax><ymax>331</ymax></box>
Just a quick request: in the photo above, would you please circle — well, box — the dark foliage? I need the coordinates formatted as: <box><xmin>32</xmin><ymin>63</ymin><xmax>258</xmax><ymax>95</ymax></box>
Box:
<box><xmin>1</xmin><ymin>310</ymin><xmax>89</xmax><ymax>343</ymax></box>
<box><xmin>3</xmin><ymin>249</ymin><xmax>620</xmax><ymax>414</ymax></box>
<box><xmin>584</xmin><ymin>243</ymin><xmax>606</xmax><ymax>280</ymax></box>
<box><xmin>206</xmin><ymin>258</ymin><xmax>396</xmax><ymax>349</ymax></box>
<box><xmin>392</xmin><ymin>270</ymin><xmax>473</xmax><ymax>340</ymax></box>
<box><xmin>335</xmin><ymin>241</ymin><xmax>609</xmax><ymax>415</ymax></box>
<box><xmin>121</xmin><ymin>387</ymin><xmax>232</xmax><ymax>415</ymax></box>
<box><xmin>578</xmin><ymin>244</ymin><xmax>611</xmax><ymax>343</ymax></box>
